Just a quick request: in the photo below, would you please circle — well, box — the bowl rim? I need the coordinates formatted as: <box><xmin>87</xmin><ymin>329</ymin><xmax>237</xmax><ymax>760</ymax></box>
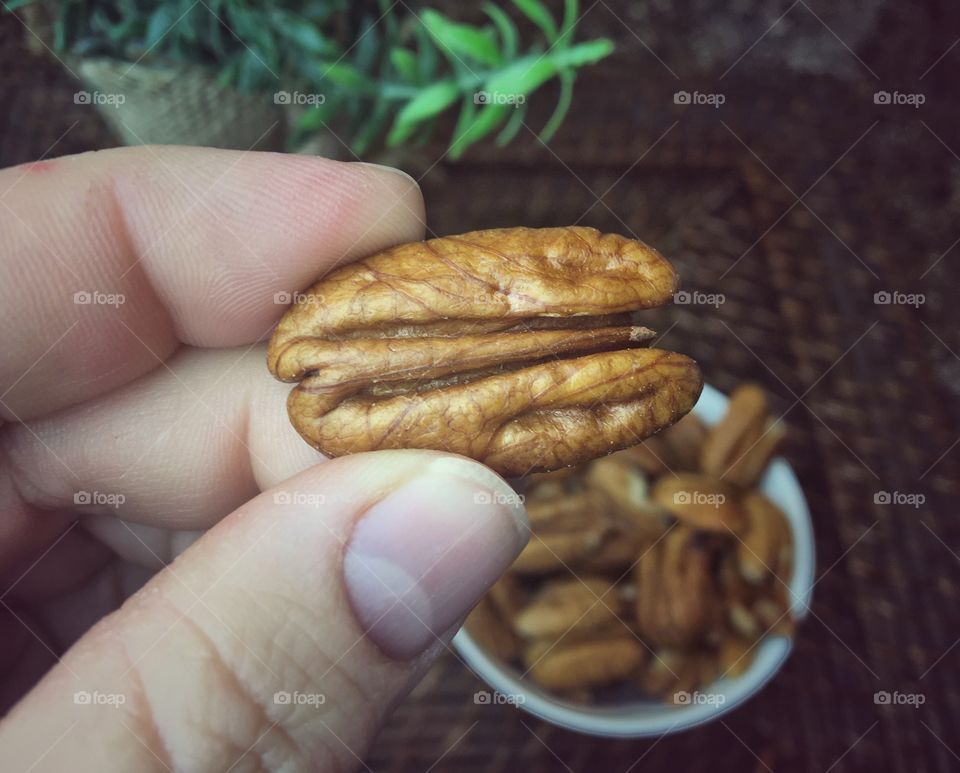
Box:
<box><xmin>453</xmin><ymin>382</ymin><xmax>816</xmax><ymax>738</ymax></box>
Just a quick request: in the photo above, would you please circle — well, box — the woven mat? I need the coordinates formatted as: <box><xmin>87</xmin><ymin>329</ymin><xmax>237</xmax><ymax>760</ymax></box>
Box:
<box><xmin>2</xmin><ymin>4</ymin><xmax>959</xmax><ymax>771</ymax></box>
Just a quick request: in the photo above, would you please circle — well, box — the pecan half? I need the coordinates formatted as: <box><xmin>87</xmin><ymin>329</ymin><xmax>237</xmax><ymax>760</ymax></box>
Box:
<box><xmin>526</xmin><ymin>489</ymin><xmax>605</xmax><ymax>531</ymax></box>
<box><xmin>736</xmin><ymin>491</ymin><xmax>793</xmax><ymax>584</ymax></box>
<box><xmin>487</xmin><ymin>574</ymin><xmax>528</xmax><ymax>620</ymax></box>
<box><xmin>701</xmin><ymin>383</ymin><xmax>783</xmax><ymax>486</ymax></box>
<box><xmin>634</xmin><ymin>527</ymin><xmax>723</xmax><ymax>646</ymax></box>
<box><xmin>267</xmin><ymin>226</ymin><xmax>702</xmax><ymax>476</ymax></box>
<box><xmin>511</xmin><ymin>524</ymin><xmax>610</xmax><ymax>574</ymax></box>
<box><xmin>659</xmin><ymin>412</ymin><xmax>709</xmax><ymax>471</ymax></box>
<box><xmin>651</xmin><ymin>474</ymin><xmax>746</xmax><ymax>533</ymax></box>
<box><xmin>524</xmin><ymin>636</ymin><xmax>645</xmax><ymax>690</ymax></box>
<box><xmin>513</xmin><ymin>577</ymin><xmax>621</xmax><ymax>639</ymax></box>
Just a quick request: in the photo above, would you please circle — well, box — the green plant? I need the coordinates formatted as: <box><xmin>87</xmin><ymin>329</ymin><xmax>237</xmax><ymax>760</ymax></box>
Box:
<box><xmin>10</xmin><ymin>0</ymin><xmax>613</xmax><ymax>156</ymax></box>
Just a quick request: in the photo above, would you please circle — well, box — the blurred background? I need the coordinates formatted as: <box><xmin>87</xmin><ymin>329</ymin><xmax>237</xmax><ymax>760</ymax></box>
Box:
<box><xmin>2</xmin><ymin>1</ymin><xmax>958</xmax><ymax>770</ymax></box>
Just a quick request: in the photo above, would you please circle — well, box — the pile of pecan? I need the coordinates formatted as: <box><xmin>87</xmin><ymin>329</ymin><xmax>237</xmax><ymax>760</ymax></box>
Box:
<box><xmin>466</xmin><ymin>384</ymin><xmax>796</xmax><ymax>702</ymax></box>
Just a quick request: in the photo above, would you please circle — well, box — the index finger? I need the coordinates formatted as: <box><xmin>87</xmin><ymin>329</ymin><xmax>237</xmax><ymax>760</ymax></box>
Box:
<box><xmin>0</xmin><ymin>146</ymin><xmax>424</xmax><ymax>421</ymax></box>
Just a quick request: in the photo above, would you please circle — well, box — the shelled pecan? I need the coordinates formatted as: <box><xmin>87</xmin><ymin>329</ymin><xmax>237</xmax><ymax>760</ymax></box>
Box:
<box><xmin>513</xmin><ymin>577</ymin><xmax>622</xmax><ymax>639</ymax></box>
<box><xmin>634</xmin><ymin>527</ymin><xmax>723</xmax><ymax>646</ymax></box>
<box><xmin>268</xmin><ymin>227</ymin><xmax>702</xmax><ymax>475</ymax></box>
<box><xmin>524</xmin><ymin>636</ymin><xmax>645</xmax><ymax>690</ymax></box>
<box><xmin>651</xmin><ymin>474</ymin><xmax>745</xmax><ymax>533</ymax></box>
<box><xmin>701</xmin><ymin>383</ymin><xmax>784</xmax><ymax>486</ymax></box>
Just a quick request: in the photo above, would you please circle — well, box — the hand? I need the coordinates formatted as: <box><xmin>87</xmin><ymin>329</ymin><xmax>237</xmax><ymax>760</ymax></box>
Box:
<box><xmin>0</xmin><ymin>147</ymin><xmax>529</xmax><ymax>771</ymax></box>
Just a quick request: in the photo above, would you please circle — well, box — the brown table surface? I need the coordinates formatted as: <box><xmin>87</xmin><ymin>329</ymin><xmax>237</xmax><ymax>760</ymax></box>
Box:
<box><xmin>2</xmin><ymin>3</ymin><xmax>959</xmax><ymax>771</ymax></box>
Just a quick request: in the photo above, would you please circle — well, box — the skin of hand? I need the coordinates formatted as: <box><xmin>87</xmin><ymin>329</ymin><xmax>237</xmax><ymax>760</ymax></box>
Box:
<box><xmin>0</xmin><ymin>147</ymin><xmax>529</xmax><ymax>772</ymax></box>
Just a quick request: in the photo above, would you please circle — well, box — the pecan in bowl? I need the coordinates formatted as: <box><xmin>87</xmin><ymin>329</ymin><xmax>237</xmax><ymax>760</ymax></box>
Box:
<box><xmin>267</xmin><ymin>226</ymin><xmax>702</xmax><ymax>476</ymax></box>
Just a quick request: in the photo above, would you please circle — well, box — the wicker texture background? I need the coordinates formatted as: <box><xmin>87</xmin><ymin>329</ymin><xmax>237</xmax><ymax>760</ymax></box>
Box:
<box><xmin>2</xmin><ymin>1</ymin><xmax>959</xmax><ymax>771</ymax></box>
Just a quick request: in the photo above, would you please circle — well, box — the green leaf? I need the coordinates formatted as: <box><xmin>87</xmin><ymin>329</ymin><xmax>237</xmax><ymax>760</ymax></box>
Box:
<box><xmin>559</xmin><ymin>0</ymin><xmax>579</xmax><ymax>46</ymax></box>
<box><xmin>144</xmin><ymin>6</ymin><xmax>177</xmax><ymax>51</ymax></box>
<box><xmin>420</xmin><ymin>9</ymin><xmax>501</xmax><ymax>67</ymax></box>
<box><xmin>178</xmin><ymin>2</ymin><xmax>206</xmax><ymax>44</ymax></box>
<box><xmin>413</xmin><ymin>22</ymin><xmax>440</xmax><ymax>83</ymax></box>
<box><xmin>387</xmin><ymin>79</ymin><xmax>461</xmax><ymax>146</ymax></box>
<box><xmin>451</xmin><ymin>95</ymin><xmax>477</xmax><ymax>151</ymax></box>
<box><xmin>315</xmin><ymin>62</ymin><xmax>378</xmax><ymax>93</ymax></box>
<box><xmin>104</xmin><ymin>14</ymin><xmax>140</xmax><ymax>46</ymax></box>
<box><xmin>377</xmin><ymin>0</ymin><xmax>399</xmax><ymax>38</ymax></box>
<box><xmin>538</xmin><ymin>68</ymin><xmax>574</xmax><ymax>143</ymax></box>
<box><xmin>296</xmin><ymin>101</ymin><xmax>337</xmax><ymax>133</ymax></box>
<box><xmin>207</xmin><ymin>6</ymin><xmax>228</xmax><ymax>57</ymax></box>
<box><xmin>353</xmin><ymin>14</ymin><xmax>381</xmax><ymax>72</ymax></box>
<box><xmin>236</xmin><ymin>50</ymin><xmax>263</xmax><ymax>92</ymax></box>
<box><xmin>511</xmin><ymin>0</ymin><xmax>557</xmax><ymax>43</ymax></box>
<box><xmin>53</xmin><ymin>5</ymin><xmax>69</xmax><ymax>51</ymax></box>
<box><xmin>450</xmin><ymin>104</ymin><xmax>510</xmax><ymax>158</ymax></box>
<box><xmin>275</xmin><ymin>14</ymin><xmax>334</xmax><ymax>56</ymax></box>
<box><xmin>390</xmin><ymin>47</ymin><xmax>419</xmax><ymax>83</ymax></box>
<box><xmin>353</xmin><ymin>97</ymin><xmax>393</xmax><ymax>155</ymax></box>
<box><xmin>216</xmin><ymin>60</ymin><xmax>237</xmax><ymax>88</ymax></box>
<box><xmin>235</xmin><ymin>47</ymin><xmax>271</xmax><ymax>91</ymax></box>
<box><xmin>552</xmin><ymin>38</ymin><xmax>614</xmax><ymax>68</ymax></box>
<box><xmin>483</xmin><ymin>3</ymin><xmax>518</xmax><ymax>59</ymax></box>
<box><xmin>302</xmin><ymin>0</ymin><xmax>348</xmax><ymax>21</ymax></box>
<box><xmin>90</xmin><ymin>8</ymin><xmax>118</xmax><ymax>41</ymax></box>
<box><xmin>486</xmin><ymin>55</ymin><xmax>557</xmax><ymax>97</ymax></box>
<box><xmin>496</xmin><ymin>101</ymin><xmax>527</xmax><ymax>146</ymax></box>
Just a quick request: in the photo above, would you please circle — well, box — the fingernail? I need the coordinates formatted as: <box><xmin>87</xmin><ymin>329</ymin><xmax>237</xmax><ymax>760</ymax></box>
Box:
<box><xmin>343</xmin><ymin>457</ymin><xmax>529</xmax><ymax>660</ymax></box>
<box><xmin>353</xmin><ymin>161</ymin><xmax>419</xmax><ymax>189</ymax></box>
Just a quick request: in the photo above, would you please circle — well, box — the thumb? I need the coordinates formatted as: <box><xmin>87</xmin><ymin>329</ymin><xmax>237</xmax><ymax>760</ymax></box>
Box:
<box><xmin>0</xmin><ymin>451</ymin><xmax>528</xmax><ymax>772</ymax></box>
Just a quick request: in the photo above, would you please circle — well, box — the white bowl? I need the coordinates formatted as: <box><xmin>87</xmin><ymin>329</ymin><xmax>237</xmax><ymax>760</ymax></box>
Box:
<box><xmin>453</xmin><ymin>383</ymin><xmax>815</xmax><ymax>737</ymax></box>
